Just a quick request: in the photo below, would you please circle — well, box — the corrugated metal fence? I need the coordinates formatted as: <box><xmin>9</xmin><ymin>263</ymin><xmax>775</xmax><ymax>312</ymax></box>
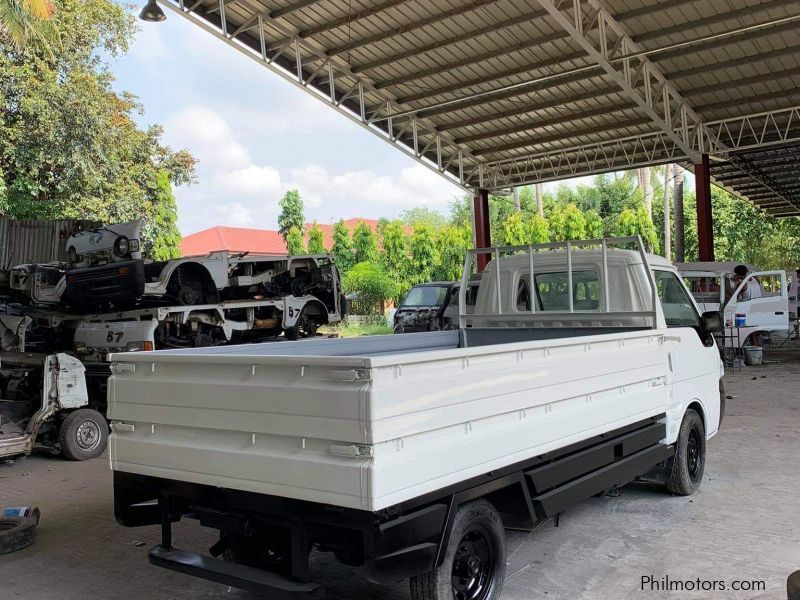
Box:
<box><xmin>0</xmin><ymin>216</ymin><xmax>98</xmax><ymax>272</ymax></box>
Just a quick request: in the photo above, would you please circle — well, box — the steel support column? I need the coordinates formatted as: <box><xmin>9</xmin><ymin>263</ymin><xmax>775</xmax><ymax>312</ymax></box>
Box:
<box><xmin>695</xmin><ymin>154</ymin><xmax>714</xmax><ymax>262</ymax></box>
<box><xmin>473</xmin><ymin>189</ymin><xmax>491</xmax><ymax>271</ymax></box>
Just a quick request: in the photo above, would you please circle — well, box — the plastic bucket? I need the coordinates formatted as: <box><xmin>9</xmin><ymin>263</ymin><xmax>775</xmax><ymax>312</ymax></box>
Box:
<box><xmin>743</xmin><ymin>346</ymin><xmax>763</xmax><ymax>366</ymax></box>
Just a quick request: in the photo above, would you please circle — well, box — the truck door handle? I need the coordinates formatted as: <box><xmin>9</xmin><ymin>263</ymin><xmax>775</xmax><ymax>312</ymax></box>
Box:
<box><xmin>775</xmin><ymin>311</ymin><xmax>784</xmax><ymax>315</ymax></box>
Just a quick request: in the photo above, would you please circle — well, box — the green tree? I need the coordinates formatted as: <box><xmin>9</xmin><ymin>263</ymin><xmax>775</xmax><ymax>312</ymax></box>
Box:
<box><xmin>635</xmin><ymin>205</ymin><xmax>659</xmax><ymax>253</ymax></box>
<box><xmin>352</xmin><ymin>220</ymin><xmax>378</xmax><ymax>263</ymax></box>
<box><xmin>611</xmin><ymin>208</ymin><xmax>639</xmax><ymax>237</ymax></box>
<box><xmin>381</xmin><ymin>220</ymin><xmax>409</xmax><ymax>300</ymax></box>
<box><xmin>401</xmin><ymin>206</ymin><xmax>447</xmax><ymax>229</ymax></box>
<box><xmin>528</xmin><ymin>213</ymin><xmax>550</xmax><ymax>244</ymax></box>
<box><xmin>277</xmin><ymin>189</ymin><xmax>304</xmax><ymax>240</ymax></box>
<box><xmin>549</xmin><ymin>203</ymin><xmax>587</xmax><ymax>241</ymax></box>
<box><xmin>144</xmin><ymin>170</ymin><xmax>181</xmax><ymax>260</ymax></box>
<box><xmin>342</xmin><ymin>261</ymin><xmax>398</xmax><ymax>314</ymax></box>
<box><xmin>585</xmin><ymin>210</ymin><xmax>604</xmax><ymax>239</ymax></box>
<box><xmin>331</xmin><ymin>219</ymin><xmax>354</xmax><ymax>271</ymax></box>
<box><xmin>409</xmin><ymin>224</ymin><xmax>437</xmax><ymax>284</ymax></box>
<box><xmin>501</xmin><ymin>212</ymin><xmax>528</xmax><ymax>246</ymax></box>
<box><xmin>0</xmin><ymin>0</ymin><xmax>196</xmax><ymax>253</ymax></box>
<box><xmin>285</xmin><ymin>226</ymin><xmax>305</xmax><ymax>255</ymax></box>
<box><xmin>306</xmin><ymin>221</ymin><xmax>326</xmax><ymax>253</ymax></box>
<box><xmin>435</xmin><ymin>225</ymin><xmax>471</xmax><ymax>281</ymax></box>
<box><xmin>448</xmin><ymin>195</ymin><xmax>472</xmax><ymax>228</ymax></box>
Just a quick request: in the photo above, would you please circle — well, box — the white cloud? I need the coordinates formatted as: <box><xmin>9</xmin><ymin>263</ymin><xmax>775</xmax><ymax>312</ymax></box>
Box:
<box><xmin>288</xmin><ymin>163</ymin><xmax>461</xmax><ymax>210</ymax></box>
<box><xmin>162</xmin><ymin>106</ymin><xmax>463</xmax><ymax>234</ymax></box>
<box><xmin>164</xmin><ymin>106</ymin><xmax>251</xmax><ymax>171</ymax></box>
<box><xmin>211</xmin><ymin>165</ymin><xmax>282</xmax><ymax>197</ymax></box>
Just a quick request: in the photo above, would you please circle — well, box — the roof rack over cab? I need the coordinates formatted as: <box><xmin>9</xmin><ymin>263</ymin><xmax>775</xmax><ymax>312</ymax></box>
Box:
<box><xmin>457</xmin><ymin>236</ymin><xmax>659</xmax><ymax>334</ymax></box>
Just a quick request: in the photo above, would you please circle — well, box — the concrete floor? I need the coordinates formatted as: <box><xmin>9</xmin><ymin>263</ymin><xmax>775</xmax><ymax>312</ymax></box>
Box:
<box><xmin>2</xmin><ymin>344</ymin><xmax>799</xmax><ymax>600</ymax></box>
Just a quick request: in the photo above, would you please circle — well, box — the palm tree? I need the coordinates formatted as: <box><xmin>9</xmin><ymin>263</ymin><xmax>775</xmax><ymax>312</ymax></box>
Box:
<box><xmin>673</xmin><ymin>167</ymin><xmax>685</xmax><ymax>262</ymax></box>
<box><xmin>0</xmin><ymin>0</ymin><xmax>54</xmax><ymax>49</ymax></box>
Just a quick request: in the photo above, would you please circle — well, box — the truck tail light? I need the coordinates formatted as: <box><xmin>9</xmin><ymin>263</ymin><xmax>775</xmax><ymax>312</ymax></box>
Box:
<box><xmin>118</xmin><ymin>266</ymin><xmax>130</xmax><ymax>275</ymax></box>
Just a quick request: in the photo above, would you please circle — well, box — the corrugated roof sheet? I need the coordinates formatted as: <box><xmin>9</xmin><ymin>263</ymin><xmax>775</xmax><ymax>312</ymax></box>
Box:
<box><xmin>160</xmin><ymin>0</ymin><xmax>800</xmax><ymax>215</ymax></box>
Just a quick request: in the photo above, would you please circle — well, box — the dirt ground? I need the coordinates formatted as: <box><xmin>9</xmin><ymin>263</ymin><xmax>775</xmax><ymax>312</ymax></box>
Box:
<box><xmin>2</xmin><ymin>342</ymin><xmax>799</xmax><ymax>600</ymax></box>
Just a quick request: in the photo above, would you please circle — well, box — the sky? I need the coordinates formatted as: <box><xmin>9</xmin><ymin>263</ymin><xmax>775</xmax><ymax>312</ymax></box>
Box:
<box><xmin>110</xmin><ymin>10</ymin><xmax>470</xmax><ymax>236</ymax></box>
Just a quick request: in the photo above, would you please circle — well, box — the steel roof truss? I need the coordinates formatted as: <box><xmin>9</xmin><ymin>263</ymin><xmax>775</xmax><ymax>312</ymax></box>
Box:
<box><xmin>705</xmin><ymin>106</ymin><xmax>800</xmax><ymax>155</ymax></box>
<box><xmin>533</xmin><ymin>0</ymin><xmax>707</xmax><ymax>161</ymax></box>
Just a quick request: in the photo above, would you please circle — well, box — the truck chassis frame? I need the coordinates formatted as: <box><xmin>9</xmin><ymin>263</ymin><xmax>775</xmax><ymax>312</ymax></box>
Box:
<box><xmin>115</xmin><ymin>414</ymin><xmax>670</xmax><ymax>597</ymax></box>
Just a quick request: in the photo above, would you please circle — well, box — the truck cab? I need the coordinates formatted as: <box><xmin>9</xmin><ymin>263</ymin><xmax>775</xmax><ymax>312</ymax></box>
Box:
<box><xmin>678</xmin><ymin>262</ymin><xmax>789</xmax><ymax>347</ymax></box>
<box><xmin>61</xmin><ymin>219</ymin><xmax>146</xmax><ymax>312</ymax></box>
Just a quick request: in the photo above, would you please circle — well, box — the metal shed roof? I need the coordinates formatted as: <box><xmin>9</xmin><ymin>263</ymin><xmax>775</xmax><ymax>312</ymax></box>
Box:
<box><xmin>160</xmin><ymin>0</ymin><xmax>800</xmax><ymax>215</ymax></box>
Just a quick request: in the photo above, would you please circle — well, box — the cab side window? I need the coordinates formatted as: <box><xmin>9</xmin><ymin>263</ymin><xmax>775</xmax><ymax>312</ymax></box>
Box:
<box><xmin>654</xmin><ymin>270</ymin><xmax>701</xmax><ymax>328</ymax></box>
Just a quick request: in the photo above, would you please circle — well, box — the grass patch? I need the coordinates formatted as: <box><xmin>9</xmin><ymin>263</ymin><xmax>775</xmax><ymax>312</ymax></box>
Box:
<box><xmin>321</xmin><ymin>321</ymin><xmax>393</xmax><ymax>338</ymax></box>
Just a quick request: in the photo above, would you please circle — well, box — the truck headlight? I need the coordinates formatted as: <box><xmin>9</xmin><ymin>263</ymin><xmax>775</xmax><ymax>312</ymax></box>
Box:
<box><xmin>115</xmin><ymin>236</ymin><xmax>130</xmax><ymax>256</ymax></box>
<box><xmin>126</xmin><ymin>341</ymin><xmax>154</xmax><ymax>352</ymax></box>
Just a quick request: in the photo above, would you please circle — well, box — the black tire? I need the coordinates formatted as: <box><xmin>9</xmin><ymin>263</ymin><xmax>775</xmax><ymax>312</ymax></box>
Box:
<box><xmin>667</xmin><ymin>408</ymin><xmax>706</xmax><ymax>495</ymax></box>
<box><xmin>410</xmin><ymin>499</ymin><xmax>506</xmax><ymax>600</ymax></box>
<box><xmin>59</xmin><ymin>408</ymin><xmax>109</xmax><ymax>461</ymax></box>
<box><xmin>0</xmin><ymin>517</ymin><xmax>37</xmax><ymax>555</ymax></box>
<box><xmin>788</xmin><ymin>569</ymin><xmax>800</xmax><ymax>600</ymax></box>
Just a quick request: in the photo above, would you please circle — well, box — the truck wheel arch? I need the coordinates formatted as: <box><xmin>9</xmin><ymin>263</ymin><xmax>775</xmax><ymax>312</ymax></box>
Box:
<box><xmin>300</xmin><ymin>299</ymin><xmax>329</xmax><ymax>325</ymax></box>
<box><xmin>435</xmin><ymin>476</ymin><xmax>534</xmax><ymax>567</ymax></box>
<box><xmin>167</xmin><ymin>263</ymin><xmax>219</xmax><ymax>304</ymax></box>
<box><xmin>686</xmin><ymin>400</ymin><xmax>707</xmax><ymax>436</ymax></box>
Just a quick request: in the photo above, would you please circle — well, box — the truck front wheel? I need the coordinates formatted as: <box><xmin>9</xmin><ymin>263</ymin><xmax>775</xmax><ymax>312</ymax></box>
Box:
<box><xmin>59</xmin><ymin>409</ymin><xmax>109</xmax><ymax>461</ymax></box>
<box><xmin>667</xmin><ymin>408</ymin><xmax>706</xmax><ymax>495</ymax></box>
<box><xmin>410</xmin><ymin>499</ymin><xmax>506</xmax><ymax>600</ymax></box>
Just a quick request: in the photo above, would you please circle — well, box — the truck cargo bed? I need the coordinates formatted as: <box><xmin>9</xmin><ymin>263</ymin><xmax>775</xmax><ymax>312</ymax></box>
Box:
<box><xmin>108</xmin><ymin>329</ymin><xmax>668</xmax><ymax>511</ymax></box>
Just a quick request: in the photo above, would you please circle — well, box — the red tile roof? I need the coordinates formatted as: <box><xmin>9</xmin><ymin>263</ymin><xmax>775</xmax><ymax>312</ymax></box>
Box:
<box><xmin>179</xmin><ymin>219</ymin><xmax>405</xmax><ymax>257</ymax></box>
<box><xmin>180</xmin><ymin>226</ymin><xmax>287</xmax><ymax>256</ymax></box>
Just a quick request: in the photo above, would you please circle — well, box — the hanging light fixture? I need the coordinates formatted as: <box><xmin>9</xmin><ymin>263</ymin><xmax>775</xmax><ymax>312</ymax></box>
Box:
<box><xmin>139</xmin><ymin>0</ymin><xmax>166</xmax><ymax>22</ymax></box>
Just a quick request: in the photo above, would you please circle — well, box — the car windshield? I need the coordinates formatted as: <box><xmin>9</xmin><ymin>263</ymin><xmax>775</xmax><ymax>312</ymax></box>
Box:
<box><xmin>401</xmin><ymin>285</ymin><xmax>450</xmax><ymax>307</ymax></box>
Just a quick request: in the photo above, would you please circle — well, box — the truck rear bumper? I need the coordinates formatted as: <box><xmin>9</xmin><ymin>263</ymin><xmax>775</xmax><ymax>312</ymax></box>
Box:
<box><xmin>149</xmin><ymin>546</ymin><xmax>324</xmax><ymax>599</ymax></box>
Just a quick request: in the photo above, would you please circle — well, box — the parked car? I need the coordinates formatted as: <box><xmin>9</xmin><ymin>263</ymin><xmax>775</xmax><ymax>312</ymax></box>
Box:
<box><xmin>110</xmin><ymin>237</ymin><xmax>723</xmax><ymax>600</ymax></box>
<box><xmin>394</xmin><ymin>275</ymin><xmax>480</xmax><ymax>333</ymax></box>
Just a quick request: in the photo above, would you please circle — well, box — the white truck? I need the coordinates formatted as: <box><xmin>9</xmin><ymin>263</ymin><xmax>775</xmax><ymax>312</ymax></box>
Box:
<box><xmin>678</xmin><ymin>261</ymin><xmax>789</xmax><ymax>347</ymax></box>
<box><xmin>10</xmin><ymin>220</ymin><xmax>145</xmax><ymax>308</ymax></box>
<box><xmin>0</xmin><ymin>350</ymin><xmax>108</xmax><ymax>461</ymax></box>
<box><xmin>109</xmin><ymin>238</ymin><xmax>724</xmax><ymax>600</ymax></box>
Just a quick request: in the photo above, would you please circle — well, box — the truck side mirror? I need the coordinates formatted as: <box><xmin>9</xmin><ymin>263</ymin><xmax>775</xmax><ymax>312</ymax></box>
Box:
<box><xmin>700</xmin><ymin>311</ymin><xmax>723</xmax><ymax>334</ymax></box>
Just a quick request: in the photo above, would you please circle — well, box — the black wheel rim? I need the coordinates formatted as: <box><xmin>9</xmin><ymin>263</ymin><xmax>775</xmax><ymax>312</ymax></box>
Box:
<box><xmin>687</xmin><ymin>428</ymin><xmax>702</xmax><ymax>479</ymax></box>
<box><xmin>451</xmin><ymin>527</ymin><xmax>495</xmax><ymax>600</ymax></box>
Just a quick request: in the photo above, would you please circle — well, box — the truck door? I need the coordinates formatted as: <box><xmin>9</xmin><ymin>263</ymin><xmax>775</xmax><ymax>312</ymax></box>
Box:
<box><xmin>653</xmin><ymin>270</ymin><xmax>721</xmax><ymax>438</ymax></box>
<box><xmin>724</xmin><ymin>271</ymin><xmax>788</xmax><ymax>331</ymax></box>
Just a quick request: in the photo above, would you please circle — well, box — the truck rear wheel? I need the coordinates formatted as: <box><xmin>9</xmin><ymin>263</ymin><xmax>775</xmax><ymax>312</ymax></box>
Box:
<box><xmin>666</xmin><ymin>408</ymin><xmax>705</xmax><ymax>495</ymax></box>
<box><xmin>59</xmin><ymin>409</ymin><xmax>108</xmax><ymax>461</ymax></box>
<box><xmin>410</xmin><ymin>499</ymin><xmax>506</xmax><ymax>600</ymax></box>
